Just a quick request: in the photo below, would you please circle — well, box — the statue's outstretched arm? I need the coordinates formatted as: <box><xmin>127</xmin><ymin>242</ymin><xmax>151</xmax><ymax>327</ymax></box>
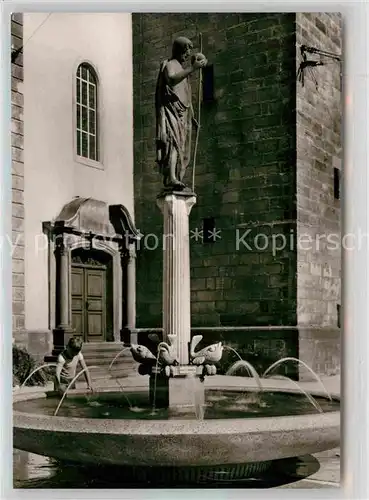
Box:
<box><xmin>165</xmin><ymin>56</ymin><xmax>206</xmax><ymax>87</ymax></box>
<box><xmin>165</xmin><ymin>64</ymin><xmax>194</xmax><ymax>86</ymax></box>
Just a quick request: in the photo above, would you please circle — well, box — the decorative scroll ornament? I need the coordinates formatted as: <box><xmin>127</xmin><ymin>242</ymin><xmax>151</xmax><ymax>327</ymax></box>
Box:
<box><xmin>71</xmin><ymin>254</ymin><xmax>105</xmax><ymax>267</ymax></box>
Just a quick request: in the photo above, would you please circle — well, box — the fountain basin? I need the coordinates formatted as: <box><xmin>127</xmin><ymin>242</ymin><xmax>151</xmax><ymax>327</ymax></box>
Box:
<box><xmin>13</xmin><ymin>376</ymin><xmax>340</xmax><ymax>481</ymax></box>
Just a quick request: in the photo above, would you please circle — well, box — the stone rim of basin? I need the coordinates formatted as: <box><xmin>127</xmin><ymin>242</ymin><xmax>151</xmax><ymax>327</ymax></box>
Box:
<box><xmin>13</xmin><ymin>377</ymin><xmax>340</xmax><ymax>468</ymax></box>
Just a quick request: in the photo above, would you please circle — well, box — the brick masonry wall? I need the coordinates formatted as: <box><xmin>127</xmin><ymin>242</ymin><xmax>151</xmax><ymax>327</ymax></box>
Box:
<box><xmin>11</xmin><ymin>15</ymin><xmax>52</xmax><ymax>362</ymax></box>
<box><xmin>296</xmin><ymin>13</ymin><xmax>342</xmax><ymax>376</ymax></box>
<box><xmin>133</xmin><ymin>13</ymin><xmax>297</xmax><ymax>330</ymax></box>
<box><xmin>11</xmin><ymin>14</ymin><xmax>25</xmax><ymax>342</ymax></box>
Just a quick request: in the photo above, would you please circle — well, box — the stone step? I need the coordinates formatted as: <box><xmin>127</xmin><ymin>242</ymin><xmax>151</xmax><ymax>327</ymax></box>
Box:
<box><xmin>87</xmin><ymin>365</ymin><xmax>138</xmax><ymax>377</ymax></box>
<box><xmin>81</xmin><ymin>342</ymin><xmax>127</xmax><ymax>352</ymax></box>
<box><xmin>47</xmin><ymin>343</ymin><xmax>138</xmax><ymax>380</ymax></box>
<box><xmin>83</xmin><ymin>353</ymin><xmax>134</xmax><ymax>365</ymax></box>
<box><xmin>47</xmin><ymin>343</ymin><xmax>130</xmax><ymax>358</ymax></box>
<box><xmin>82</xmin><ymin>351</ymin><xmax>132</xmax><ymax>361</ymax></box>
<box><xmin>87</xmin><ymin>366</ymin><xmax>137</xmax><ymax>381</ymax></box>
<box><xmin>80</xmin><ymin>343</ymin><xmax>136</xmax><ymax>379</ymax></box>
<box><xmin>81</xmin><ymin>343</ymin><xmax>134</xmax><ymax>365</ymax></box>
<box><xmin>90</xmin><ymin>371</ymin><xmax>135</xmax><ymax>380</ymax></box>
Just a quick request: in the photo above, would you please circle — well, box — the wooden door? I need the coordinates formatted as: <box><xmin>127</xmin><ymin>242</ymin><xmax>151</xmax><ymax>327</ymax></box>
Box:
<box><xmin>71</xmin><ymin>267</ymin><xmax>85</xmax><ymax>338</ymax></box>
<box><xmin>85</xmin><ymin>268</ymin><xmax>106</xmax><ymax>342</ymax></box>
<box><xmin>71</xmin><ymin>266</ymin><xmax>106</xmax><ymax>342</ymax></box>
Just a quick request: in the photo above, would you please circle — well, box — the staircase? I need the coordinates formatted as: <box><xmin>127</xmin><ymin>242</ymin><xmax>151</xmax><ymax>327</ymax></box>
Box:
<box><xmin>81</xmin><ymin>342</ymin><xmax>137</xmax><ymax>383</ymax></box>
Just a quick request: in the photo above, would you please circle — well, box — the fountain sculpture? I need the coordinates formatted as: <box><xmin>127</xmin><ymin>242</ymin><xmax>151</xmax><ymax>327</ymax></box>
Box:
<box><xmin>13</xmin><ymin>36</ymin><xmax>340</xmax><ymax>486</ymax></box>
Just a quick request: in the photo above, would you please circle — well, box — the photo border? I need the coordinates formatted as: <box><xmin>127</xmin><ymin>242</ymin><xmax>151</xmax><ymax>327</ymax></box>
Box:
<box><xmin>1</xmin><ymin>1</ymin><xmax>368</xmax><ymax>498</ymax></box>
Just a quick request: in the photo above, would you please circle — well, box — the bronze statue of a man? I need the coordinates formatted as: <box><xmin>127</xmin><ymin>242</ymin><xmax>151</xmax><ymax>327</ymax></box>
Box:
<box><xmin>155</xmin><ymin>36</ymin><xmax>207</xmax><ymax>191</ymax></box>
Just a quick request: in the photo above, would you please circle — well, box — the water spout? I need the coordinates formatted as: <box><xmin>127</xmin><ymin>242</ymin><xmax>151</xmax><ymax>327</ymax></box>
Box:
<box><xmin>20</xmin><ymin>363</ymin><xmax>57</xmax><ymax>390</ymax></box>
<box><xmin>226</xmin><ymin>360</ymin><xmax>263</xmax><ymax>392</ymax></box>
<box><xmin>224</xmin><ymin>346</ymin><xmax>243</xmax><ymax>361</ymax></box>
<box><xmin>108</xmin><ymin>347</ymin><xmax>130</xmax><ymax>371</ymax></box>
<box><xmin>262</xmin><ymin>358</ymin><xmax>332</xmax><ymax>401</ymax></box>
<box><xmin>151</xmin><ymin>355</ymin><xmax>161</xmax><ymax>411</ymax></box>
<box><xmin>189</xmin><ymin>374</ymin><xmax>206</xmax><ymax>420</ymax></box>
<box><xmin>53</xmin><ymin>366</ymin><xmax>97</xmax><ymax>416</ymax></box>
<box><xmin>108</xmin><ymin>378</ymin><xmax>133</xmax><ymax>408</ymax></box>
<box><xmin>265</xmin><ymin>374</ymin><xmax>323</xmax><ymax>413</ymax></box>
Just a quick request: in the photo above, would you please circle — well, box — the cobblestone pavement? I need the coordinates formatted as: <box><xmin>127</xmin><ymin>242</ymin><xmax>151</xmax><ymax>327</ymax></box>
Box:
<box><xmin>278</xmin><ymin>448</ymin><xmax>340</xmax><ymax>488</ymax></box>
<box><xmin>279</xmin><ymin>375</ymin><xmax>340</xmax><ymax>488</ymax></box>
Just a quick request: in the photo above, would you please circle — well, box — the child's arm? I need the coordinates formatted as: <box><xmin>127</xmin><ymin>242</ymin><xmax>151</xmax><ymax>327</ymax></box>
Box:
<box><xmin>54</xmin><ymin>354</ymin><xmax>65</xmax><ymax>391</ymax></box>
<box><xmin>79</xmin><ymin>353</ymin><xmax>93</xmax><ymax>390</ymax></box>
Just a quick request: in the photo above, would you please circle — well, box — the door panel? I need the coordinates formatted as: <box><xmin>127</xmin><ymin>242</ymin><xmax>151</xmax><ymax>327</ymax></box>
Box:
<box><xmin>87</xmin><ymin>313</ymin><xmax>103</xmax><ymax>338</ymax></box>
<box><xmin>85</xmin><ymin>269</ymin><xmax>105</xmax><ymax>342</ymax></box>
<box><xmin>72</xmin><ymin>312</ymin><xmax>84</xmax><ymax>337</ymax></box>
<box><xmin>86</xmin><ymin>272</ymin><xmax>104</xmax><ymax>296</ymax></box>
<box><xmin>71</xmin><ymin>269</ymin><xmax>84</xmax><ymax>295</ymax></box>
<box><xmin>87</xmin><ymin>298</ymin><xmax>103</xmax><ymax>311</ymax></box>
<box><xmin>71</xmin><ymin>265</ymin><xmax>106</xmax><ymax>342</ymax></box>
<box><xmin>71</xmin><ymin>268</ymin><xmax>85</xmax><ymax>337</ymax></box>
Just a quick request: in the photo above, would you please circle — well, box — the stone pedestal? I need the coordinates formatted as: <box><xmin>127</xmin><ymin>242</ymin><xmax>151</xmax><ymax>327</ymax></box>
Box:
<box><xmin>149</xmin><ymin>366</ymin><xmax>205</xmax><ymax>417</ymax></box>
<box><xmin>168</xmin><ymin>368</ymin><xmax>205</xmax><ymax>418</ymax></box>
<box><xmin>156</xmin><ymin>191</ymin><xmax>196</xmax><ymax>365</ymax></box>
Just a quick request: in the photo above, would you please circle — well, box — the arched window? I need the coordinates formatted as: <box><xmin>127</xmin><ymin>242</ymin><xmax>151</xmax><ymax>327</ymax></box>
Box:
<box><xmin>76</xmin><ymin>63</ymin><xmax>99</xmax><ymax>162</ymax></box>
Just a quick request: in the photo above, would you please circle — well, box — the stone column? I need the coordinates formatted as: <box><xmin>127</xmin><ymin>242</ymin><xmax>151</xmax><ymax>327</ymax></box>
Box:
<box><xmin>119</xmin><ymin>242</ymin><xmax>137</xmax><ymax>345</ymax></box>
<box><xmin>58</xmin><ymin>239</ymin><xmax>70</xmax><ymax>330</ymax></box>
<box><xmin>118</xmin><ymin>245</ymin><xmax>128</xmax><ymax>343</ymax></box>
<box><xmin>157</xmin><ymin>191</ymin><xmax>196</xmax><ymax>365</ymax></box>
<box><xmin>126</xmin><ymin>243</ymin><xmax>137</xmax><ymax>344</ymax></box>
<box><xmin>50</xmin><ymin>228</ymin><xmax>72</xmax><ymax>357</ymax></box>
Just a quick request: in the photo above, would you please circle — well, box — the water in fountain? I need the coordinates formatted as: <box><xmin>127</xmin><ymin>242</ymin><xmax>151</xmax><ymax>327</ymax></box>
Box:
<box><xmin>102</xmin><ymin>348</ymin><xmax>136</xmax><ymax>409</ymax></box>
<box><xmin>226</xmin><ymin>360</ymin><xmax>263</xmax><ymax>392</ymax></box>
<box><xmin>262</xmin><ymin>358</ymin><xmax>332</xmax><ymax>401</ymax></box>
<box><xmin>53</xmin><ymin>366</ymin><xmax>97</xmax><ymax>416</ymax></box>
<box><xmin>108</xmin><ymin>377</ymin><xmax>135</xmax><ymax>410</ymax></box>
<box><xmin>19</xmin><ymin>363</ymin><xmax>57</xmax><ymax>390</ymax></box>
<box><xmin>263</xmin><ymin>374</ymin><xmax>323</xmax><ymax>413</ymax></box>
<box><xmin>108</xmin><ymin>347</ymin><xmax>130</xmax><ymax>372</ymax></box>
<box><xmin>16</xmin><ymin>388</ymin><xmax>339</xmax><ymax>421</ymax></box>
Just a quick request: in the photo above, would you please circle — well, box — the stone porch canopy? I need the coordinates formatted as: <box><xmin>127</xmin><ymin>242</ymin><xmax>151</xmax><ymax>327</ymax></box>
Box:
<box><xmin>52</xmin><ymin>196</ymin><xmax>141</xmax><ymax>245</ymax></box>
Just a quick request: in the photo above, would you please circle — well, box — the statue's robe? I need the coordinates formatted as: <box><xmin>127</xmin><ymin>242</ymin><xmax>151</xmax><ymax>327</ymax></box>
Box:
<box><xmin>155</xmin><ymin>59</ymin><xmax>193</xmax><ymax>183</ymax></box>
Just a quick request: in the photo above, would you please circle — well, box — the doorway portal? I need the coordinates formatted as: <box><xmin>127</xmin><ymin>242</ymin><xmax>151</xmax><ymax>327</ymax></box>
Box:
<box><xmin>71</xmin><ymin>248</ymin><xmax>113</xmax><ymax>342</ymax></box>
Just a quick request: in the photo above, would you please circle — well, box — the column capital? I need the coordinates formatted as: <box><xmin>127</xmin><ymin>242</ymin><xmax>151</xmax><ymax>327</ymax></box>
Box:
<box><xmin>118</xmin><ymin>245</ymin><xmax>129</xmax><ymax>261</ymax></box>
<box><xmin>128</xmin><ymin>244</ymin><xmax>136</xmax><ymax>260</ymax></box>
<box><xmin>156</xmin><ymin>191</ymin><xmax>197</xmax><ymax>216</ymax></box>
<box><xmin>54</xmin><ymin>234</ymin><xmax>66</xmax><ymax>256</ymax></box>
<box><xmin>118</xmin><ymin>243</ymin><xmax>137</xmax><ymax>263</ymax></box>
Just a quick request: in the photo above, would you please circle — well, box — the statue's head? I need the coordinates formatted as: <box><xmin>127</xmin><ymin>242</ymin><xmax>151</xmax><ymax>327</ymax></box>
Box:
<box><xmin>172</xmin><ymin>36</ymin><xmax>193</xmax><ymax>63</ymax></box>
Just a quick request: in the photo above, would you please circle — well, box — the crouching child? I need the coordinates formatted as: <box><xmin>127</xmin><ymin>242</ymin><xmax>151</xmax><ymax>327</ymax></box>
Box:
<box><xmin>54</xmin><ymin>336</ymin><xmax>93</xmax><ymax>395</ymax></box>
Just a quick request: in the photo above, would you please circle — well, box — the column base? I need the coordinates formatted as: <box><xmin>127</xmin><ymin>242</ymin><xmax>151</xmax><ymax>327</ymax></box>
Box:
<box><xmin>120</xmin><ymin>327</ymin><xmax>138</xmax><ymax>346</ymax></box>
<box><xmin>44</xmin><ymin>326</ymin><xmax>74</xmax><ymax>362</ymax></box>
